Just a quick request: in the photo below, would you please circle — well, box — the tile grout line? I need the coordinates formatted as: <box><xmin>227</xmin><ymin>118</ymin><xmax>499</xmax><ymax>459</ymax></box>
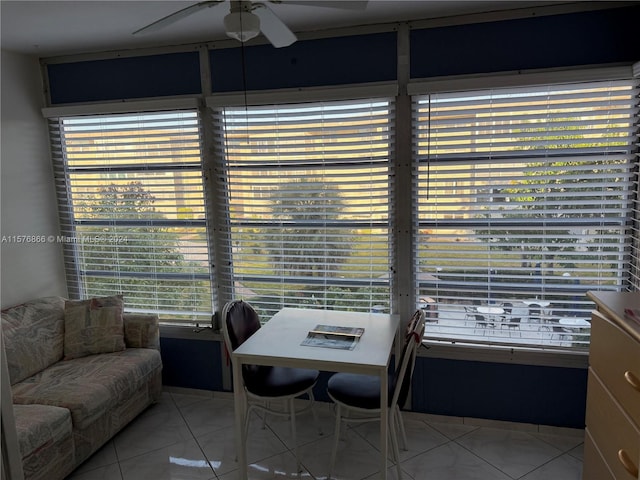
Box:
<box><xmin>95</xmin><ymin>392</ymin><xmax>584</xmax><ymax>480</ymax></box>
<box><xmin>451</xmin><ymin>429</ymin><xmax>522</xmax><ymax>480</ymax></box>
<box><xmin>171</xmin><ymin>392</ymin><xmax>220</xmax><ymax>480</ymax></box>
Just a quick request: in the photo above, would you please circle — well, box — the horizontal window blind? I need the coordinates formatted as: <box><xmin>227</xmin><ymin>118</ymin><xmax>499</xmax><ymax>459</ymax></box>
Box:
<box><xmin>50</xmin><ymin>110</ymin><xmax>213</xmax><ymax>322</ymax></box>
<box><xmin>413</xmin><ymin>79</ymin><xmax>639</xmax><ymax>351</ymax></box>
<box><xmin>630</xmin><ymin>71</ymin><xmax>640</xmax><ymax>290</ymax></box>
<box><xmin>212</xmin><ymin>99</ymin><xmax>394</xmax><ymax>320</ymax></box>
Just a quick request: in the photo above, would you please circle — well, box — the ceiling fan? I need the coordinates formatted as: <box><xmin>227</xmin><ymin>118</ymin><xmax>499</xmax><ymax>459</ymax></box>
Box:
<box><xmin>133</xmin><ymin>0</ymin><xmax>368</xmax><ymax>48</ymax></box>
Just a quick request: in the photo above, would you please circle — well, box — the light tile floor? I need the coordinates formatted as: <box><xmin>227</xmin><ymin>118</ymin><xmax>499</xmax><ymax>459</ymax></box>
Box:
<box><xmin>67</xmin><ymin>389</ymin><xmax>584</xmax><ymax>480</ymax></box>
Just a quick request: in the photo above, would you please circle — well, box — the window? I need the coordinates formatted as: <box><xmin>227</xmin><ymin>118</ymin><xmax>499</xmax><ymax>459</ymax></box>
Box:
<box><xmin>413</xmin><ymin>78</ymin><xmax>639</xmax><ymax>350</ymax></box>
<box><xmin>212</xmin><ymin>98</ymin><xmax>394</xmax><ymax>319</ymax></box>
<box><xmin>49</xmin><ymin>110</ymin><xmax>213</xmax><ymax>323</ymax></box>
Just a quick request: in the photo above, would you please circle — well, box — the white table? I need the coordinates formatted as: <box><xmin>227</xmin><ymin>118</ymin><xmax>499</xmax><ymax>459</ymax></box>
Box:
<box><xmin>477</xmin><ymin>306</ymin><xmax>504</xmax><ymax>316</ymax></box>
<box><xmin>477</xmin><ymin>306</ymin><xmax>504</xmax><ymax>326</ymax></box>
<box><xmin>523</xmin><ymin>299</ymin><xmax>551</xmax><ymax>323</ymax></box>
<box><xmin>559</xmin><ymin>317</ymin><xmax>590</xmax><ymax>328</ymax></box>
<box><xmin>231</xmin><ymin>307</ymin><xmax>400</xmax><ymax>480</ymax></box>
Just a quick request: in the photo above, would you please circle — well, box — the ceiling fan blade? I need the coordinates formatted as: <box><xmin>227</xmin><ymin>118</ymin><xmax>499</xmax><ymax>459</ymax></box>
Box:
<box><xmin>133</xmin><ymin>1</ymin><xmax>224</xmax><ymax>35</ymax></box>
<box><xmin>252</xmin><ymin>3</ymin><xmax>297</xmax><ymax>48</ymax></box>
<box><xmin>275</xmin><ymin>0</ymin><xmax>368</xmax><ymax>10</ymax></box>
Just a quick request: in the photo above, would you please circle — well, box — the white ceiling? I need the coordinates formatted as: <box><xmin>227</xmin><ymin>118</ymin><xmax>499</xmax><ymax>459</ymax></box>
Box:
<box><xmin>0</xmin><ymin>0</ymin><xmax>586</xmax><ymax>58</ymax></box>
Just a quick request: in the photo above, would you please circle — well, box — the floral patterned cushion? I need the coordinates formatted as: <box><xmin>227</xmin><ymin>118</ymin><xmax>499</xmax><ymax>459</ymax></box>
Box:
<box><xmin>13</xmin><ymin>404</ymin><xmax>72</xmax><ymax>457</ymax></box>
<box><xmin>12</xmin><ymin>348</ymin><xmax>162</xmax><ymax>430</ymax></box>
<box><xmin>123</xmin><ymin>314</ymin><xmax>161</xmax><ymax>350</ymax></box>
<box><xmin>13</xmin><ymin>404</ymin><xmax>75</xmax><ymax>480</ymax></box>
<box><xmin>1</xmin><ymin>297</ymin><xmax>65</xmax><ymax>385</ymax></box>
<box><xmin>63</xmin><ymin>295</ymin><xmax>125</xmax><ymax>360</ymax></box>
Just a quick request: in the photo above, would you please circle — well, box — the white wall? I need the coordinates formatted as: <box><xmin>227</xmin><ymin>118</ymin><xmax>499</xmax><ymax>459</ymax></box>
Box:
<box><xmin>0</xmin><ymin>50</ymin><xmax>66</xmax><ymax>307</ymax></box>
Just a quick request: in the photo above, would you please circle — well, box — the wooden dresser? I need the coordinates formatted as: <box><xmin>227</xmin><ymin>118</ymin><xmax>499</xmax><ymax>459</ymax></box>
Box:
<box><xmin>584</xmin><ymin>291</ymin><xmax>640</xmax><ymax>480</ymax></box>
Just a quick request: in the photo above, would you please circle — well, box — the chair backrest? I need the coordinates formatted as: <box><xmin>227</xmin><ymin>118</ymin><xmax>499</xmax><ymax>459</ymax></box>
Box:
<box><xmin>221</xmin><ymin>300</ymin><xmax>261</xmax><ymax>352</ymax></box>
<box><xmin>547</xmin><ymin>317</ymin><xmax>565</xmax><ymax>332</ymax></box>
<box><xmin>392</xmin><ymin>310</ymin><xmax>426</xmax><ymax>409</ymax></box>
<box><xmin>474</xmin><ymin>313</ymin><xmax>487</xmax><ymax>324</ymax></box>
<box><xmin>502</xmin><ymin>302</ymin><xmax>513</xmax><ymax>315</ymax></box>
<box><xmin>221</xmin><ymin>300</ymin><xmax>274</xmax><ymax>383</ymax></box>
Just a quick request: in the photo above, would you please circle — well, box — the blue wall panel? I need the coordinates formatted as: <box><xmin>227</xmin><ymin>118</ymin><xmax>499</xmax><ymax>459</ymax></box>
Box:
<box><xmin>412</xmin><ymin>357</ymin><xmax>588</xmax><ymax>428</ymax></box>
<box><xmin>48</xmin><ymin>52</ymin><xmax>201</xmax><ymax>104</ymax></box>
<box><xmin>210</xmin><ymin>32</ymin><xmax>397</xmax><ymax>92</ymax></box>
<box><xmin>160</xmin><ymin>337</ymin><xmax>224</xmax><ymax>391</ymax></box>
<box><xmin>410</xmin><ymin>6</ymin><xmax>640</xmax><ymax>78</ymax></box>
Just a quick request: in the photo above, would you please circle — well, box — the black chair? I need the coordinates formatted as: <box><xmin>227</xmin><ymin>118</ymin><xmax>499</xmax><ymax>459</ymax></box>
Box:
<box><xmin>325</xmin><ymin>310</ymin><xmax>426</xmax><ymax>480</ymax></box>
<box><xmin>221</xmin><ymin>299</ymin><xmax>320</xmax><ymax>470</ymax></box>
<box><xmin>505</xmin><ymin>315</ymin><xmax>522</xmax><ymax>337</ymax></box>
<box><xmin>463</xmin><ymin>305</ymin><xmax>477</xmax><ymax>324</ymax></box>
<box><xmin>548</xmin><ymin>317</ymin><xmax>570</xmax><ymax>342</ymax></box>
<box><xmin>529</xmin><ymin>306</ymin><xmax>542</xmax><ymax>327</ymax></box>
<box><xmin>474</xmin><ymin>313</ymin><xmax>489</xmax><ymax>334</ymax></box>
<box><xmin>499</xmin><ymin>302</ymin><xmax>513</xmax><ymax>329</ymax></box>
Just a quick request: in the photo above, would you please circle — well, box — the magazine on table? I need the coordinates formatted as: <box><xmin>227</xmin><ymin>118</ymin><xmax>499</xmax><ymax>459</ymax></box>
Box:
<box><xmin>301</xmin><ymin>324</ymin><xmax>365</xmax><ymax>350</ymax></box>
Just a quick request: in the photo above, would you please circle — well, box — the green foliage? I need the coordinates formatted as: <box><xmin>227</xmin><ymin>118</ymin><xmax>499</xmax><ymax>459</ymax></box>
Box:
<box><xmin>75</xmin><ymin>181</ymin><xmax>211</xmax><ymax>316</ymax></box>
<box><xmin>267</xmin><ymin>178</ymin><xmax>354</xmax><ymax>277</ymax></box>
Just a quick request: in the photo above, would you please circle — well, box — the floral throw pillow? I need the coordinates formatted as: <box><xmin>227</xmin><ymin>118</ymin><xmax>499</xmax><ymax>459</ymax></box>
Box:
<box><xmin>64</xmin><ymin>295</ymin><xmax>126</xmax><ymax>360</ymax></box>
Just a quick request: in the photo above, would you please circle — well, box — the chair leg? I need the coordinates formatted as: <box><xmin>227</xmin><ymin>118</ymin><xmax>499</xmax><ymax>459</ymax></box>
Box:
<box><xmin>262</xmin><ymin>400</ymin><xmax>268</xmax><ymax>429</ymax></box>
<box><xmin>244</xmin><ymin>404</ymin><xmax>254</xmax><ymax>440</ymax></box>
<box><xmin>394</xmin><ymin>406</ymin><xmax>408</xmax><ymax>451</ymax></box>
<box><xmin>389</xmin><ymin>416</ymin><xmax>403</xmax><ymax>480</ymax></box>
<box><xmin>237</xmin><ymin>403</ymin><xmax>254</xmax><ymax>463</ymax></box>
<box><xmin>289</xmin><ymin>398</ymin><xmax>301</xmax><ymax>475</ymax></box>
<box><xmin>308</xmin><ymin>390</ymin><xmax>323</xmax><ymax>436</ymax></box>
<box><xmin>328</xmin><ymin>404</ymin><xmax>342</xmax><ymax>479</ymax></box>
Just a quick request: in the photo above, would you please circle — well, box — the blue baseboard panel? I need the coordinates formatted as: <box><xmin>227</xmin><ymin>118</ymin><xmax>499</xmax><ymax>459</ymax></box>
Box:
<box><xmin>412</xmin><ymin>357</ymin><xmax>588</xmax><ymax>428</ymax></box>
<box><xmin>160</xmin><ymin>337</ymin><xmax>224</xmax><ymax>391</ymax></box>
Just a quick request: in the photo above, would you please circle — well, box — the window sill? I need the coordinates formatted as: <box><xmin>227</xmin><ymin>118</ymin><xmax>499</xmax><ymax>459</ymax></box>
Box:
<box><xmin>418</xmin><ymin>340</ymin><xmax>588</xmax><ymax>369</ymax></box>
<box><xmin>159</xmin><ymin>324</ymin><xmax>222</xmax><ymax>341</ymax></box>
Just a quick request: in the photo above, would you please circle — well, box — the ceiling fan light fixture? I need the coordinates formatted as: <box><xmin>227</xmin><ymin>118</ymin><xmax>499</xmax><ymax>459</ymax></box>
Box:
<box><xmin>224</xmin><ymin>11</ymin><xmax>260</xmax><ymax>43</ymax></box>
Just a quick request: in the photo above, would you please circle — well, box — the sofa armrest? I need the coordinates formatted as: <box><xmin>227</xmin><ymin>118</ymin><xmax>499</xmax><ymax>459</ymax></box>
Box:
<box><xmin>123</xmin><ymin>314</ymin><xmax>160</xmax><ymax>350</ymax></box>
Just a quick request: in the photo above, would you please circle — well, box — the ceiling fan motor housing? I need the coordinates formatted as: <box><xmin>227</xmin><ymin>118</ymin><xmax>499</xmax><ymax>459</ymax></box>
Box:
<box><xmin>224</xmin><ymin>1</ymin><xmax>261</xmax><ymax>42</ymax></box>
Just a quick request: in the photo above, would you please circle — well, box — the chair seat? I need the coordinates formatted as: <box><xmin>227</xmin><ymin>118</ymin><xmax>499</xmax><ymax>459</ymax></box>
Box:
<box><xmin>244</xmin><ymin>365</ymin><xmax>319</xmax><ymax>397</ymax></box>
<box><xmin>327</xmin><ymin>372</ymin><xmax>393</xmax><ymax>409</ymax></box>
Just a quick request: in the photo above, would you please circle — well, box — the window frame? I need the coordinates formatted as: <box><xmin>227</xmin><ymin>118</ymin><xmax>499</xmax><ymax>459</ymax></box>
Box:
<box><xmin>207</xmin><ymin>90</ymin><xmax>397</xmax><ymax>320</ymax></box>
<box><xmin>45</xmin><ymin>100</ymin><xmax>216</xmax><ymax>324</ymax></box>
<box><xmin>42</xmin><ymin>67</ymin><xmax>638</xmax><ymax>367</ymax></box>
<box><xmin>408</xmin><ymin>67</ymin><xmax>639</xmax><ymax>356</ymax></box>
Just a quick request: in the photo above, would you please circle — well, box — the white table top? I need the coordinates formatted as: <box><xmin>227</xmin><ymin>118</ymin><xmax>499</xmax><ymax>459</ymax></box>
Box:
<box><xmin>232</xmin><ymin>307</ymin><xmax>400</xmax><ymax>374</ymax></box>
<box><xmin>477</xmin><ymin>306</ymin><xmax>504</xmax><ymax>315</ymax></box>
<box><xmin>559</xmin><ymin>317</ymin><xmax>591</xmax><ymax>327</ymax></box>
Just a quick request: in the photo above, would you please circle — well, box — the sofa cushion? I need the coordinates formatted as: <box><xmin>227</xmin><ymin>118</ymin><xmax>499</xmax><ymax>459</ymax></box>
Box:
<box><xmin>1</xmin><ymin>296</ymin><xmax>65</xmax><ymax>385</ymax></box>
<box><xmin>13</xmin><ymin>404</ymin><xmax>75</xmax><ymax>480</ymax></box>
<box><xmin>123</xmin><ymin>313</ymin><xmax>160</xmax><ymax>350</ymax></box>
<box><xmin>13</xmin><ymin>403</ymin><xmax>73</xmax><ymax>458</ymax></box>
<box><xmin>64</xmin><ymin>295</ymin><xmax>125</xmax><ymax>360</ymax></box>
<box><xmin>12</xmin><ymin>348</ymin><xmax>162</xmax><ymax>430</ymax></box>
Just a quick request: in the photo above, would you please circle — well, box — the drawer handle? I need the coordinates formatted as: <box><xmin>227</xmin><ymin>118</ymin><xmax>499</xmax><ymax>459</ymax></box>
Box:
<box><xmin>618</xmin><ymin>449</ymin><xmax>639</xmax><ymax>478</ymax></box>
<box><xmin>625</xmin><ymin>371</ymin><xmax>640</xmax><ymax>393</ymax></box>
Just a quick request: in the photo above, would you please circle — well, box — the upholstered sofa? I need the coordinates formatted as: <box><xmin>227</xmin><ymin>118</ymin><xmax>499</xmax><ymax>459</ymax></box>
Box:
<box><xmin>1</xmin><ymin>295</ymin><xmax>163</xmax><ymax>480</ymax></box>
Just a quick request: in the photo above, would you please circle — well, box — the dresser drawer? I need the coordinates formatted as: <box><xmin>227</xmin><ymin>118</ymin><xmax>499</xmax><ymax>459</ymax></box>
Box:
<box><xmin>590</xmin><ymin>311</ymin><xmax>640</xmax><ymax>425</ymax></box>
<box><xmin>584</xmin><ymin>429</ymin><xmax>616</xmax><ymax>480</ymax></box>
<box><xmin>586</xmin><ymin>369</ymin><xmax>640</xmax><ymax>479</ymax></box>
